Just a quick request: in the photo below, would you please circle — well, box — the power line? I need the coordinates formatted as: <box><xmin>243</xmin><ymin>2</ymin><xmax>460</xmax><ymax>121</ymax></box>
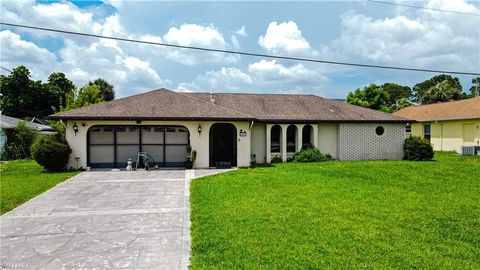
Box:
<box><xmin>368</xmin><ymin>0</ymin><xmax>480</xmax><ymax>17</ymax></box>
<box><xmin>0</xmin><ymin>66</ymin><xmax>12</xmax><ymax>73</ymax></box>
<box><xmin>1</xmin><ymin>21</ymin><xmax>479</xmax><ymax>76</ymax></box>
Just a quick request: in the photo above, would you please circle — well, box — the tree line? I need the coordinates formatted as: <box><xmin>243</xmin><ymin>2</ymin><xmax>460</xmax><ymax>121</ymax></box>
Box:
<box><xmin>346</xmin><ymin>75</ymin><xmax>480</xmax><ymax>113</ymax></box>
<box><xmin>0</xmin><ymin>66</ymin><xmax>115</xmax><ymax>119</ymax></box>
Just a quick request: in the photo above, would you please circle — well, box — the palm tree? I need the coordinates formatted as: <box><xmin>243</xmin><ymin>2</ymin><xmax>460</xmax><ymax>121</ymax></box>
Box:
<box><xmin>89</xmin><ymin>78</ymin><xmax>115</xmax><ymax>101</ymax></box>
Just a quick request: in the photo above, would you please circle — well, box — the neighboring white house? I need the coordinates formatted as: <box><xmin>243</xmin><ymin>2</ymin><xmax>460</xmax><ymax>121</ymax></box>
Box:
<box><xmin>0</xmin><ymin>114</ymin><xmax>55</xmax><ymax>151</ymax></box>
<box><xmin>49</xmin><ymin>88</ymin><xmax>410</xmax><ymax>169</ymax></box>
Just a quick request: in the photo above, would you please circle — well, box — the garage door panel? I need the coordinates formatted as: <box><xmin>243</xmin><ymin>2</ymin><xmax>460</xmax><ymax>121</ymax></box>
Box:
<box><xmin>166</xmin><ymin>127</ymin><xmax>188</xmax><ymax>144</ymax></box>
<box><xmin>88</xmin><ymin>125</ymin><xmax>189</xmax><ymax>168</ymax></box>
<box><xmin>142</xmin><ymin>127</ymin><xmax>164</xmax><ymax>144</ymax></box>
<box><xmin>142</xmin><ymin>145</ymin><xmax>164</xmax><ymax>163</ymax></box>
<box><xmin>116</xmin><ymin>145</ymin><xmax>139</xmax><ymax>164</ymax></box>
<box><xmin>117</xmin><ymin>126</ymin><xmax>139</xmax><ymax>144</ymax></box>
<box><xmin>90</xmin><ymin>127</ymin><xmax>114</xmax><ymax>144</ymax></box>
<box><xmin>89</xmin><ymin>145</ymin><xmax>114</xmax><ymax>164</ymax></box>
<box><xmin>166</xmin><ymin>145</ymin><xmax>187</xmax><ymax>163</ymax></box>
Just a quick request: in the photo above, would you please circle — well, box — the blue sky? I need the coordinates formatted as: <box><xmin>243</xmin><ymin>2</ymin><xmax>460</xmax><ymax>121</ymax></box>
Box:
<box><xmin>1</xmin><ymin>0</ymin><xmax>479</xmax><ymax>98</ymax></box>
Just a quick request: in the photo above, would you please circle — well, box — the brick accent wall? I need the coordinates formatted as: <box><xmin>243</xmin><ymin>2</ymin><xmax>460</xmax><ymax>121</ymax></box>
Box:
<box><xmin>338</xmin><ymin>123</ymin><xmax>404</xmax><ymax>160</ymax></box>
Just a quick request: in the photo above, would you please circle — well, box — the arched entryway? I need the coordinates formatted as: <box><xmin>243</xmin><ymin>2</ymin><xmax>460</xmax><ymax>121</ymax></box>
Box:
<box><xmin>302</xmin><ymin>124</ymin><xmax>313</xmax><ymax>148</ymax></box>
<box><xmin>209</xmin><ymin>123</ymin><xmax>237</xmax><ymax>167</ymax></box>
<box><xmin>286</xmin><ymin>125</ymin><xmax>297</xmax><ymax>153</ymax></box>
<box><xmin>270</xmin><ymin>124</ymin><xmax>281</xmax><ymax>153</ymax></box>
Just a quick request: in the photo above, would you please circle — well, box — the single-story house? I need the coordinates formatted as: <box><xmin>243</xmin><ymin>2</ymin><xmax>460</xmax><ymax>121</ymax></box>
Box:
<box><xmin>0</xmin><ymin>114</ymin><xmax>55</xmax><ymax>150</ymax></box>
<box><xmin>50</xmin><ymin>88</ymin><xmax>409</xmax><ymax>169</ymax></box>
<box><xmin>393</xmin><ymin>97</ymin><xmax>480</xmax><ymax>153</ymax></box>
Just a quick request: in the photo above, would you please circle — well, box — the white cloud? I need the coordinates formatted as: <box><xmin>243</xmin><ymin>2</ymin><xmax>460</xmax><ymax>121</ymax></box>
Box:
<box><xmin>178</xmin><ymin>67</ymin><xmax>253</xmax><ymax>92</ymax></box>
<box><xmin>177</xmin><ymin>60</ymin><xmax>328</xmax><ymax>93</ymax></box>
<box><xmin>248</xmin><ymin>60</ymin><xmax>326</xmax><ymax>82</ymax></box>
<box><xmin>1</xmin><ymin>0</ymin><xmax>103</xmax><ymax>41</ymax></box>
<box><xmin>258</xmin><ymin>21</ymin><xmax>317</xmax><ymax>56</ymax></box>
<box><xmin>323</xmin><ymin>0</ymin><xmax>480</xmax><ymax>72</ymax></box>
<box><xmin>0</xmin><ymin>30</ymin><xmax>58</xmax><ymax>79</ymax></box>
<box><xmin>162</xmin><ymin>23</ymin><xmax>239</xmax><ymax>65</ymax></box>
<box><xmin>235</xmin><ymin>26</ymin><xmax>248</xmax><ymax>37</ymax></box>
<box><xmin>58</xmin><ymin>39</ymin><xmax>171</xmax><ymax>97</ymax></box>
<box><xmin>0</xmin><ymin>1</ymin><xmax>242</xmax><ymax>97</ymax></box>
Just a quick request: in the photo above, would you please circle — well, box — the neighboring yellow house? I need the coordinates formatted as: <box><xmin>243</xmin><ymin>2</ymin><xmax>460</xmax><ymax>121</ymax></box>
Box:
<box><xmin>393</xmin><ymin>97</ymin><xmax>480</xmax><ymax>153</ymax></box>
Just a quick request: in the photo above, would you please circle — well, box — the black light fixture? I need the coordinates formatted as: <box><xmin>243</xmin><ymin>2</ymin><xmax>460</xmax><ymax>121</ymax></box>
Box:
<box><xmin>73</xmin><ymin>123</ymin><xmax>79</xmax><ymax>135</ymax></box>
<box><xmin>198</xmin><ymin>125</ymin><xmax>202</xmax><ymax>134</ymax></box>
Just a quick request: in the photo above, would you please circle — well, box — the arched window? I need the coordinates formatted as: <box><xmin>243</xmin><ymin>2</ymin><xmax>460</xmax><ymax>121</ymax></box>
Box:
<box><xmin>286</xmin><ymin>125</ymin><xmax>297</xmax><ymax>152</ymax></box>
<box><xmin>302</xmin><ymin>125</ymin><xmax>313</xmax><ymax>148</ymax></box>
<box><xmin>271</xmin><ymin>125</ymin><xmax>281</xmax><ymax>153</ymax></box>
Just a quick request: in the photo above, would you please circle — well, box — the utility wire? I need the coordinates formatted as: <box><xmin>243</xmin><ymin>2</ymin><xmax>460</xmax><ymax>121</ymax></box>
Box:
<box><xmin>0</xmin><ymin>66</ymin><xmax>12</xmax><ymax>73</ymax></box>
<box><xmin>368</xmin><ymin>0</ymin><xmax>480</xmax><ymax>17</ymax></box>
<box><xmin>1</xmin><ymin>21</ymin><xmax>479</xmax><ymax>76</ymax></box>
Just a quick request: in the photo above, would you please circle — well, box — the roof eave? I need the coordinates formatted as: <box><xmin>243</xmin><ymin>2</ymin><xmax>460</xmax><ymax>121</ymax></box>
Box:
<box><xmin>47</xmin><ymin>115</ymin><xmax>255</xmax><ymax>122</ymax></box>
<box><xmin>49</xmin><ymin>115</ymin><xmax>413</xmax><ymax>123</ymax></box>
<box><xmin>412</xmin><ymin>117</ymin><xmax>480</xmax><ymax>122</ymax></box>
<box><xmin>256</xmin><ymin>119</ymin><xmax>414</xmax><ymax>124</ymax></box>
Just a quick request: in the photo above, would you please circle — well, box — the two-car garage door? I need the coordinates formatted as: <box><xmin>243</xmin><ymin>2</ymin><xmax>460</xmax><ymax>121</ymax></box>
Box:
<box><xmin>88</xmin><ymin>125</ymin><xmax>189</xmax><ymax>168</ymax></box>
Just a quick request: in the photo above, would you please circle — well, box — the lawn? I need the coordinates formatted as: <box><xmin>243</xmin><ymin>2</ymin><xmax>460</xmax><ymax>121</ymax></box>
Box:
<box><xmin>190</xmin><ymin>152</ymin><xmax>480</xmax><ymax>269</ymax></box>
<box><xmin>0</xmin><ymin>160</ymin><xmax>78</xmax><ymax>214</ymax></box>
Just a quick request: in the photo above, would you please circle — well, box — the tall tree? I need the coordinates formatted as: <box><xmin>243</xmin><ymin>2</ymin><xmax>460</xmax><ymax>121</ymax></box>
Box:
<box><xmin>346</xmin><ymin>83</ymin><xmax>411</xmax><ymax>112</ymax></box>
<box><xmin>421</xmin><ymin>80</ymin><xmax>466</xmax><ymax>104</ymax></box>
<box><xmin>0</xmin><ymin>66</ymin><xmax>63</xmax><ymax>118</ymax></box>
<box><xmin>76</xmin><ymin>84</ymin><xmax>103</xmax><ymax>108</ymax></box>
<box><xmin>48</xmin><ymin>72</ymin><xmax>76</xmax><ymax>107</ymax></box>
<box><xmin>469</xmin><ymin>77</ymin><xmax>480</xmax><ymax>97</ymax></box>
<box><xmin>0</xmin><ymin>66</ymin><xmax>31</xmax><ymax>118</ymax></box>
<box><xmin>412</xmin><ymin>74</ymin><xmax>463</xmax><ymax>103</ymax></box>
<box><xmin>381</xmin><ymin>83</ymin><xmax>412</xmax><ymax>105</ymax></box>
<box><xmin>89</xmin><ymin>78</ymin><xmax>115</xmax><ymax>101</ymax></box>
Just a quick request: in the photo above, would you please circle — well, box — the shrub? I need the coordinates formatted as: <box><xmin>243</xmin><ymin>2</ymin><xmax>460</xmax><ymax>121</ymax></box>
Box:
<box><xmin>292</xmin><ymin>146</ymin><xmax>333</xmax><ymax>163</ymax></box>
<box><xmin>192</xmin><ymin>150</ymin><xmax>197</xmax><ymax>163</ymax></box>
<box><xmin>271</xmin><ymin>155</ymin><xmax>283</xmax><ymax>163</ymax></box>
<box><xmin>403</xmin><ymin>136</ymin><xmax>434</xmax><ymax>161</ymax></box>
<box><xmin>31</xmin><ymin>136</ymin><xmax>72</xmax><ymax>171</ymax></box>
<box><xmin>1</xmin><ymin>121</ymin><xmax>38</xmax><ymax>160</ymax></box>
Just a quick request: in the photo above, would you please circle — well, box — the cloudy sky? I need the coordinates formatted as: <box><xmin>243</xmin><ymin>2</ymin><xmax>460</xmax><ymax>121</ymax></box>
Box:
<box><xmin>0</xmin><ymin>0</ymin><xmax>479</xmax><ymax>98</ymax></box>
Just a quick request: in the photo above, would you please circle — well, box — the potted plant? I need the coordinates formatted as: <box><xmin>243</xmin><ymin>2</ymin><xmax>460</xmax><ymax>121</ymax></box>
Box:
<box><xmin>185</xmin><ymin>145</ymin><xmax>193</xmax><ymax>169</ymax></box>
<box><xmin>192</xmin><ymin>150</ymin><xmax>197</xmax><ymax>166</ymax></box>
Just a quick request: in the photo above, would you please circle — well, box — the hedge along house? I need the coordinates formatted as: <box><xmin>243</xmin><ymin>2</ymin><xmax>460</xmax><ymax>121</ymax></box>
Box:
<box><xmin>49</xmin><ymin>88</ymin><xmax>410</xmax><ymax>169</ymax></box>
<box><xmin>393</xmin><ymin>97</ymin><xmax>480</xmax><ymax>153</ymax></box>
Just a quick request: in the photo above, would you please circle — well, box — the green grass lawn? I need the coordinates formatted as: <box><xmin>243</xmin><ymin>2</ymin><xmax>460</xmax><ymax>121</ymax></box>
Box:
<box><xmin>0</xmin><ymin>160</ymin><xmax>78</xmax><ymax>214</ymax></box>
<box><xmin>190</xmin><ymin>152</ymin><xmax>480</xmax><ymax>269</ymax></box>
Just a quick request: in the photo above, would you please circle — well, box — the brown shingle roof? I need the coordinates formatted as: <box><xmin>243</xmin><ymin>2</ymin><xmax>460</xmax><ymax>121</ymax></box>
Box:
<box><xmin>50</xmin><ymin>88</ymin><xmax>409</xmax><ymax>122</ymax></box>
<box><xmin>50</xmin><ymin>89</ymin><xmax>254</xmax><ymax>121</ymax></box>
<box><xmin>185</xmin><ymin>92</ymin><xmax>408</xmax><ymax>122</ymax></box>
<box><xmin>393</xmin><ymin>97</ymin><xmax>480</xmax><ymax>122</ymax></box>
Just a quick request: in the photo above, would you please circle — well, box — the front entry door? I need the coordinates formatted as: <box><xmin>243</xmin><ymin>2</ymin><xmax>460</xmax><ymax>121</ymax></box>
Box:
<box><xmin>209</xmin><ymin>123</ymin><xmax>237</xmax><ymax>167</ymax></box>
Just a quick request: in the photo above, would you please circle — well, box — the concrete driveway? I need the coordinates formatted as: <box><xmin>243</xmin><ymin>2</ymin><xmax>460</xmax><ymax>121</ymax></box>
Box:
<box><xmin>1</xmin><ymin>169</ymin><xmax>230</xmax><ymax>269</ymax></box>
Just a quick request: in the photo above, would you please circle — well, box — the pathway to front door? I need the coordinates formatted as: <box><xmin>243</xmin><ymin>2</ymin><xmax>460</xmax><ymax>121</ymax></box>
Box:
<box><xmin>1</xmin><ymin>169</ymin><xmax>231</xmax><ymax>269</ymax></box>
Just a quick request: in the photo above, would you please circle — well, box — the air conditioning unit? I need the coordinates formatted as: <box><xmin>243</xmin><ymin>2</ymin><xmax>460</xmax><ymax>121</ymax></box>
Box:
<box><xmin>461</xmin><ymin>145</ymin><xmax>479</xmax><ymax>156</ymax></box>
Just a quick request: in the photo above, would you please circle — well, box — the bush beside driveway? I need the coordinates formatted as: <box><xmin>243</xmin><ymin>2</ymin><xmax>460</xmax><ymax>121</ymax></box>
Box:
<box><xmin>190</xmin><ymin>152</ymin><xmax>480</xmax><ymax>269</ymax></box>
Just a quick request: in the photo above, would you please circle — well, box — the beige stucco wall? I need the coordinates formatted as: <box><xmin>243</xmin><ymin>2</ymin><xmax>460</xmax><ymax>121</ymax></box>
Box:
<box><xmin>317</xmin><ymin>123</ymin><xmax>338</xmax><ymax>158</ymax></box>
<box><xmin>411</xmin><ymin>119</ymin><xmax>480</xmax><ymax>152</ymax></box>
<box><xmin>64</xmin><ymin>120</ymin><xmax>251</xmax><ymax>169</ymax></box>
<box><xmin>250</xmin><ymin>123</ymin><xmax>266</xmax><ymax>163</ymax></box>
<box><xmin>65</xmin><ymin>119</ymin><xmax>407</xmax><ymax>168</ymax></box>
<box><xmin>338</xmin><ymin>123</ymin><xmax>404</xmax><ymax>160</ymax></box>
